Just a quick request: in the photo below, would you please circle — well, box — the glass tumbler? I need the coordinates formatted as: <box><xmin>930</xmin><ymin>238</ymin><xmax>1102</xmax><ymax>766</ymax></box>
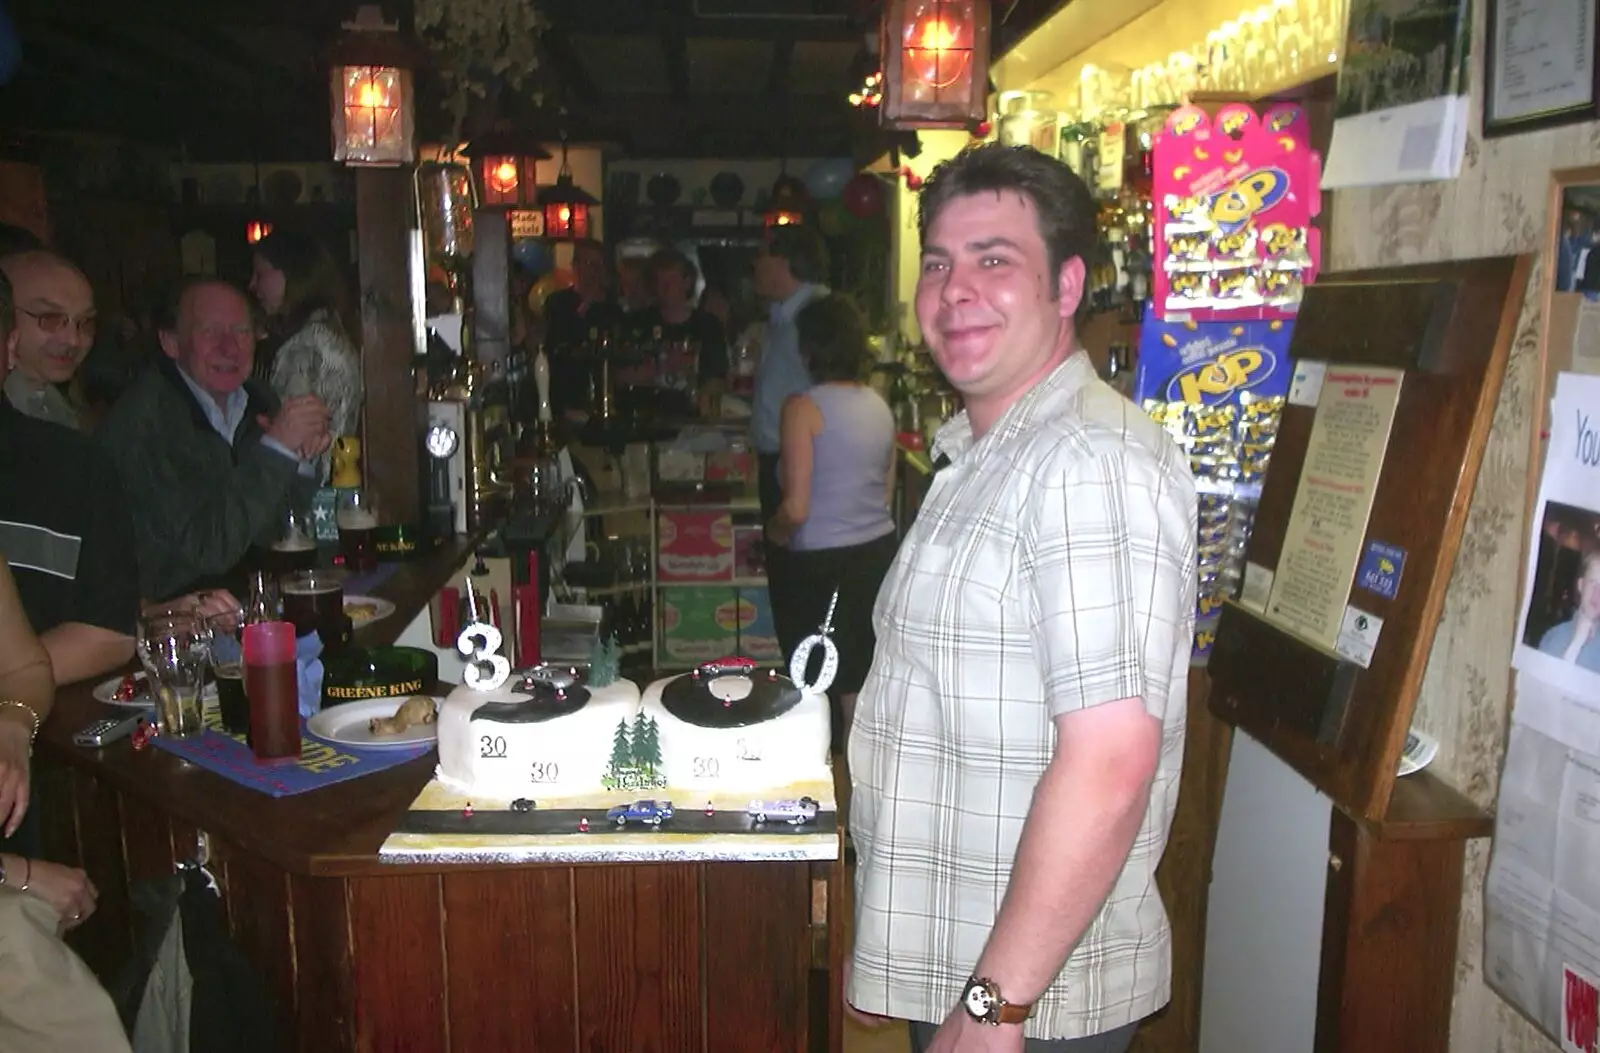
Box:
<box><xmin>136</xmin><ymin>613</ymin><xmax>208</xmax><ymax>739</ymax></box>
<box><xmin>336</xmin><ymin>488</ymin><xmax>380</xmax><ymax>573</ymax></box>
<box><xmin>205</xmin><ymin>608</ymin><xmax>251</xmax><ymax>736</ymax></box>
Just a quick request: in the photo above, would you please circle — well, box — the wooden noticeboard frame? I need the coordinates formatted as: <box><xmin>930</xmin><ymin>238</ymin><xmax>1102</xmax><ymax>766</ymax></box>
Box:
<box><xmin>1208</xmin><ymin>256</ymin><xmax>1531</xmax><ymax>822</ymax></box>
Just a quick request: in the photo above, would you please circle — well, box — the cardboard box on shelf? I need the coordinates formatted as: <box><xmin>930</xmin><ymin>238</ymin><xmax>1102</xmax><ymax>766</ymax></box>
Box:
<box><xmin>732</xmin><ymin>525</ymin><xmax>766</xmax><ymax>580</ymax></box>
<box><xmin>660</xmin><ymin>586</ymin><xmax>737</xmax><ymax>663</ymax></box>
<box><xmin>734</xmin><ymin>587</ymin><xmax>782</xmax><ymax>662</ymax></box>
<box><xmin>658</xmin><ymin>509</ymin><xmax>734</xmax><ymax>581</ymax></box>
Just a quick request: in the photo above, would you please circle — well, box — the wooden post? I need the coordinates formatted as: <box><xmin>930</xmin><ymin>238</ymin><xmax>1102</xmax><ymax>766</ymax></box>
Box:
<box><xmin>355</xmin><ymin>168</ymin><xmax>419</xmax><ymax>525</ymax></box>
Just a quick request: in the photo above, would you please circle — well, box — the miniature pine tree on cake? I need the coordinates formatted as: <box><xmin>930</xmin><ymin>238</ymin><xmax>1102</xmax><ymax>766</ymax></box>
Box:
<box><xmin>588</xmin><ymin>634</ymin><xmax>620</xmax><ymax>687</ymax></box>
<box><xmin>606</xmin><ymin>718</ymin><xmax>632</xmax><ymax>777</ymax></box>
<box><xmin>632</xmin><ymin>713</ymin><xmax>662</xmax><ymax>774</ymax></box>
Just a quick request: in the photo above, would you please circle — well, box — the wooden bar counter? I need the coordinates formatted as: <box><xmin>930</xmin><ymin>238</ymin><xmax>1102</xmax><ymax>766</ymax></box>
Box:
<box><xmin>36</xmin><ymin>538</ymin><xmax>845</xmax><ymax>1053</ymax></box>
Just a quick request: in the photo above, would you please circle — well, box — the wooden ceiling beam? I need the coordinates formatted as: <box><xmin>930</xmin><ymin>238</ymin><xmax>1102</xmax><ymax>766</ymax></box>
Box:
<box><xmin>540</xmin><ymin>0</ymin><xmax>861</xmax><ymax>42</ymax></box>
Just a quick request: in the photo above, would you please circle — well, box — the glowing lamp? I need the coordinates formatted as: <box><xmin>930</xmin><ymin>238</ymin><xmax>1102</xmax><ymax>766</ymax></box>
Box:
<box><xmin>536</xmin><ymin>139</ymin><xmax>599</xmax><ymax>241</ymax></box>
<box><xmin>762</xmin><ymin>174</ymin><xmax>808</xmax><ymax>228</ymax></box>
<box><xmin>327</xmin><ymin>7</ymin><xmax>423</xmax><ymax>167</ymax></box>
<box><xmin>881</xmin><ymin>0</ymin><xmax>991</xmax><ymax>130</ymax></box>
<box><xmin>465</xmin><ymin>127</ymin><xmax>553</xmax><ymax>210</ymax></box>
<box><xmin>246</xmin><ymin>220</ymin><xmax>274</xmax><ymax>244</ymax></box>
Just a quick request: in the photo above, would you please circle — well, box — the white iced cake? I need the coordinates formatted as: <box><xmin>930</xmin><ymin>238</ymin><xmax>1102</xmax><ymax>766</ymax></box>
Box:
<box><xmin>637</xmin><ymin>661</ymin><xmax>832</xmax><ymax>793</ymax></box>
<box><xmin>436</xmin><ymin>667</ymin><xmax>641</xmax><ymax>800</ymax></box>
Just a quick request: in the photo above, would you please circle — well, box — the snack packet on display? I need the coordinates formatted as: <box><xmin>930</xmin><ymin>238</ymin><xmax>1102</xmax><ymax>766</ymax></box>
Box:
<box><xmin>1135</xmin><ymin>318</ymin><xmax>1295</xmax><ymax>662</ymax></box>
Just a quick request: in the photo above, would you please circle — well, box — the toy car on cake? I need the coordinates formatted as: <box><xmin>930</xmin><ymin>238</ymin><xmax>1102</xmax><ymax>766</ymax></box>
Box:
<box><xmin>605</xmin><ymin>799</ymin><xmax>676</xmax><ymax>827</ymax></box>
<box><xmin>695</xmin><ymin>656</ymin><xmax>758</xmax><ymax>678</ymax></box>
<box><xmin>747</xmin><ymin>797</ymin><xmax>820</xmax><ymax>825</ymax></box>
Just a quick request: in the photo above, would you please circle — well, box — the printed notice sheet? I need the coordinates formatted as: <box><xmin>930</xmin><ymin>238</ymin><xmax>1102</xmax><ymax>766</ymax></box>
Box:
<box><xmin>1486</xmin><ymin>372</ymin><xmax>1600</xmax><ymax>1050</ymax></box>
<box><xmin>1264</xmin><ymin>366</ymin><xmax>1404</xmax><ymax>652</ymax></box>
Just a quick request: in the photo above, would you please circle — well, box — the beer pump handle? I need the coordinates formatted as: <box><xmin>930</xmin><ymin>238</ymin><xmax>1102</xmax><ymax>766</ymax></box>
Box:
<box><xmin>534</xmin><ymin>349</ymin><xmax>553</xmax><ymax>425</ymax></box>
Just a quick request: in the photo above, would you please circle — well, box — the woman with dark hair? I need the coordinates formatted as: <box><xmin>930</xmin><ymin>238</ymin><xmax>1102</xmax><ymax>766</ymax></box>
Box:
<box><xmin>766</xmin><ymin>294</ymin><xmax>897</xmax><ymax>749</ymax></box>
<box><xmin>249</xmin><ymin>230</ymin><xmax>363</xmax><ymax>483</ymax></box>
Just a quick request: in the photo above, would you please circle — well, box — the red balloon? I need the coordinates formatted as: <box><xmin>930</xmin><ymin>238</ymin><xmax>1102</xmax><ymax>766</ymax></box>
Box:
<box><xmin>841</xmin><ymin>173</ymin><xmax>884</xmax><ymax>219</ymax></box>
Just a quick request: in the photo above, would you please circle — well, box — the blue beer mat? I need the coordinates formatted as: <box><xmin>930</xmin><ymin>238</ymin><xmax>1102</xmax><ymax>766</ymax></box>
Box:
<box><xmin>342</xmin><ymin>564</ymin><xmax>400</xmax><ymax>596</ymax></box>
<box><xmin>150</xmin><ymin>707</ymin><xmax>432</xmax><ymax>798</ymax></box>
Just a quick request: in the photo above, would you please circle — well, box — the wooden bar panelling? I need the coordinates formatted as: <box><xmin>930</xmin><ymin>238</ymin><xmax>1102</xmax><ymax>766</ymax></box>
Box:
<box><xmin>225</xmin><ymin>847</ymin><xmax>297</xmax><ymax>1044</ymax></box>
<box><xmin>65</xmin><ymin>766</ymin><xmax>133</xmax><ymax>979</ymax></box>
<box><xmin>443</xmin><ymin>868</ymin><xmax>579</xmax><ymax>1052</ymax></box>
<box><xmin>704</xmin><ymin>862</ymin><xmax>810</xmax><ymax>1053</ymax></box>
<box><xmin>575</xmin><ymin>863</ymin><xmax>703</xmax><ymax>1053</ymax></box>
<box><xmin>347</xmin><ymin>874</ymin><xmax>448</xmax><ymax>1052</ymax></box>
<box><xmin>289</xmin><ymin>873</ymin><xmax>356</xmax><ymax>1053</ymax></box>
<box><xmin>120</xmin><ymin>797</ymin><xmax>177</xmax><ymax>882</ymax></box>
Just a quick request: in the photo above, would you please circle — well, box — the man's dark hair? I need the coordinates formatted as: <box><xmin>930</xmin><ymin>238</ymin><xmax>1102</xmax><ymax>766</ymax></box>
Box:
<box><xmin>796</xmin><ymin>293</ymin><xmax>872</xmax><ymax>384</ymax></box>
<box><xmin>648</xmin><ymin>247</ymin><xmax>699</xmax><ymax>287</ymax></box>
<box><xmin>765</xmin><ymin>226</ymin><xmax>828</xmax><ymax>285</ymax></box>
<box><xmin>0</xmin><ymin>222</ymin><xmax>45</xmax><ymax>259</ymax></box>
<box><xmin>917</xmin><ymin>143</ymin><xmax>1098</xmax><ymax>300</ymax></box>
<box><xmin>572</xmin><ymin>238</ymin><xmax>605</xmax><ymax>263</ymax></box>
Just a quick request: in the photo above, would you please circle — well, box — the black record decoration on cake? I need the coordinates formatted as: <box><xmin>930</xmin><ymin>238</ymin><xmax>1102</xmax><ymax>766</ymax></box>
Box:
<box><xmin>660</xmin><ymin>656</ymin><xmax>801</xmax><ymax>729</ymax></box>
<box><xmin>472</xmin><ymin>665</ymin><xmax>592</xmax><ymax>724</ymax></box>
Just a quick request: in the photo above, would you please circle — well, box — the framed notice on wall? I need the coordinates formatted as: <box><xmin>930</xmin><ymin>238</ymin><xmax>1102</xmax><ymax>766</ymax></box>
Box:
<box><xmin>1485</xmin><ymin>0</ymin><xmax>1600</xmax><ymax>137</ymax></box>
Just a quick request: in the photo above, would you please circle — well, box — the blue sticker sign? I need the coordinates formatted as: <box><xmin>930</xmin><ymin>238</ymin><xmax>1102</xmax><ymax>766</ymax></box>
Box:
<box><xmin>1356</xmin><ymin>541</ymin><xmax>1406</xmax><ymax>601</ymax></box>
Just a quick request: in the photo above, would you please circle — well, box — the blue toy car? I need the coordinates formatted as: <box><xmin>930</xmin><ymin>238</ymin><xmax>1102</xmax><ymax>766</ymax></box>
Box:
<box><xmin>606</xmin><ymin>799</ymin><xmax>676</xmax><ymax>827</ymax></box>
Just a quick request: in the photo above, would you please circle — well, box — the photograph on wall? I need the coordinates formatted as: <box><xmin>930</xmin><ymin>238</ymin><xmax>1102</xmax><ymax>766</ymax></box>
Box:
<box><xmin>1555</xmin><ymin>185</ymin><xmax>1600</xmax><ymax>293</ymax></box>
<box><xmin>1513</xmin><ymin>374</ymin><xmax>1600</xmax><ymax>699</ymax></box>
<box><xmin>1335</xmin><ymin>0</ymin><xmax>1472</xmax><ymax>118</ymax></box>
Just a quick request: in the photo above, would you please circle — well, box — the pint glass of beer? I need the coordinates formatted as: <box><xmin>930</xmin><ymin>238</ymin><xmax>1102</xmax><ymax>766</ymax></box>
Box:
<box><xmin>267</xmin><ymin>507</ymin><xmax>318</xmax><ymax>576</ymax></box>
<box><xmin>336</xmin><ymin>488</ymin><xmax>379</xmax><ymax>572</ymax></box>
<box><xmin>281</xmin><ymin>570</ymin><xmax>345</xmax><ymax>641</ymax></box>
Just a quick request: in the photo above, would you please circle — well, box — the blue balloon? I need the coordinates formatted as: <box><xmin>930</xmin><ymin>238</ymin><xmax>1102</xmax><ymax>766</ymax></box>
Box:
<box><xmin>803</xmin><ymin>158</ymin><xmax>855</xmax><ymax>201</ymax></box>
<box><xmin>512</xmin><ymin>237</ymin><xmax>554</xmax><ymax>278</ymax></box>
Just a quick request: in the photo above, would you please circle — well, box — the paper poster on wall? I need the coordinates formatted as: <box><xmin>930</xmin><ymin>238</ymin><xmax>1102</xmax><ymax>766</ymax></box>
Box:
<box><xmin>1514</xmin><ymin>374</ymin><xmax>1600</xmax><ymax>699</ymax></box>
<box><xmin>1322</xmin><ymin>0</ymin><xmax>1472</xmax><ymax>188</ymax></box>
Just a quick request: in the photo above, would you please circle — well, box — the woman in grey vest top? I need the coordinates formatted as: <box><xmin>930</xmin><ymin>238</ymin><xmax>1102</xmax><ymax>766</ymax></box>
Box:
<box><xmin>766</xmin><ymin>295</ymin><xmax>899</xmax><ymax>750</ymax></box>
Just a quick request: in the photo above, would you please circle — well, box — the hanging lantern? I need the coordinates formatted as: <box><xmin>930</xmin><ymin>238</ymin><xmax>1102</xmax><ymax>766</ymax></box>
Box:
<box><xmin>245</xmin><ymin>220</ymin><xmax>274</xmax><ymax>244</ymax></box>
<box><xmin>537</xmin><ymin>138</ymin><xmax>600</xmax><ymax>241</ymax></box>
<box><xmin>880</xmin><ymin>0</ymin><xmax>992</xmax><ymax>130</ymax></box>
<box><xmin>327</xmin><ymin>6</ymin><xmax>425</xmax><ymax>167</ymax></box>
<box><xmin>763</xmin><ymin>174</ymin><xmax>808</xmax><ymax>228</ymax></box>
<box><xmin>466</xmin><ymin>127</ymin><xmax>553</xmax><ymax>212</ymax></box>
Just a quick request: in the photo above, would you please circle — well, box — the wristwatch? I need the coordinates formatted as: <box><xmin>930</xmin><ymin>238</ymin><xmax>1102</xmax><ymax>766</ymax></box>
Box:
<box><xmin>961</xmin><ymin>976</ymin><xmax>1032</xmax><ymax>1026</ymax></box>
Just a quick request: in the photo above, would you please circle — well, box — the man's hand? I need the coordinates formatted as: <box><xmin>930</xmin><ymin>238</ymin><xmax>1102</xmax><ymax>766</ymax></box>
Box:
<box><xmin>0</xmin><ymin>720</ymin><xmax>30</xmax><ymax>837</ymax></box>
<box><xmin>261</xmin><ymin>395</ymin><xmax>330</xmax><ymax>459</ymax></box>
<box><xmin>18</xmin><ymin>858</ymin><xmax>98</xmax><ymax>932</ymax></box>
<box><xmin>922</xmin><ymin>1004</ymin><xmax>1024</xmax><ymax>1053</ymax></box>
<box><xmin>766</xmin><ymin>517</ymin><xmax>794</xmax><ymax>548</ymax></box>
<box><xmin>842</xmin><ymin>959</ymin><xmax>892</xmax><ymax>1029</ymax></box>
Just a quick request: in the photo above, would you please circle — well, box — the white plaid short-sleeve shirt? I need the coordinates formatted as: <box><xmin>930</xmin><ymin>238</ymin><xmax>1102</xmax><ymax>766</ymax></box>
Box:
<box><xmin>847</xmin><ymin>352</ymin><xmax>1198</xmax><ymax>1040</ymax></box>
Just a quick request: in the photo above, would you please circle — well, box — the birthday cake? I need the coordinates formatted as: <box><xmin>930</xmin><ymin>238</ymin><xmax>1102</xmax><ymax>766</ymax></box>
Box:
<box><xmin>638</xmin><ymin>660</ymin><xmax>831</xmax><ymax>792</ymax></box>
<box><xmin>434</xmin><ymin>586</ymin><xmax>840</xmax><ymax>803</ymax></box>
<box><xmin>434</xmin><ymin>663</ymin><xmax>642</xmax><ymax>801</ymax></box>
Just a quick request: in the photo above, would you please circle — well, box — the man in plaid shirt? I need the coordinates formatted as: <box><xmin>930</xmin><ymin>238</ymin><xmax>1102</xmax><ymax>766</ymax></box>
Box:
<box><xmin>846</xmin><ymin>144</ymin><xmax>1198</xmax><ymax>1052</ymax></box>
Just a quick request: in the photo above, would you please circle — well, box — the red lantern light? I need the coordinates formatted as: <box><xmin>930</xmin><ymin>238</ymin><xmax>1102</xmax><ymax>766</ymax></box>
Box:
<box><xmin>536</xmin><ymin>139</ymin><xmax>599</xmax><ymax>242</ymax></box>
<box><xmin>880</xmin><ymin>0</ymin><xmax>991</xmax><ymax>130</ymax></box>
<box><xmin>246</xmin><ymin>220</ymin><xmax>274</xmax><ymax>244</ymax></box>
<box><xmin>465</xmin><ymin>126</ymin><xmax>552</xmax><ymax>209</ymax></box>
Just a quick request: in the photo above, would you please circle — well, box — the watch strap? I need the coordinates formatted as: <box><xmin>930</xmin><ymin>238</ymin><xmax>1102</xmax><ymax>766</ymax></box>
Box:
<box><xmin>994</xmin><ymin>1000</ymin><xmax>1031</xmax><ymax>1025</ymax></box>
<box><xmin>964</xmin><ymin>976</ymin><xmax>1034</xmax><ymax>1026</ymax></box>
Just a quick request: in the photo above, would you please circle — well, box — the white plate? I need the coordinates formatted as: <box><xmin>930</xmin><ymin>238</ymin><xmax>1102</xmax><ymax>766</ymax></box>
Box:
<box><xmin>344</xmin><ymin>595</ymin><xmax>397</xmax><ymax>628</ymax></box>
<box><xmin>92</xmin><ymin>672</ymin><xmax>219</xmax><ymax>708</ymax></box>
<box><xmin>307</xmin><ymin>696</ymin><xmax>440</xmax><ymax>750</ymax></box>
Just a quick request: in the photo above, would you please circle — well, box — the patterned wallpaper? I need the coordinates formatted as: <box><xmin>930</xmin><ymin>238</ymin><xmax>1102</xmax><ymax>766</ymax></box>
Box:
<box><xmin>1327</xmin><ymin>4</ymin><xmax>1594</xmax><ymax>1051</ymax></box>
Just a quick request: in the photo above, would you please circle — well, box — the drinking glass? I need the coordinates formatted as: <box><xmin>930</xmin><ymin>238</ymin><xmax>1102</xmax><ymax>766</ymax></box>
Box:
<box><xmin>336</xmin><ymin>488</ymin><xmax>379</xmax><ymax>572</ymax></box>
<box><xmin>205</xmin><ymin>608</ymin><xmax>251</xmax><ymax>736</ymax></box>
<box><xmin>281</xmin><ymin>570</ymin><xmax>345</xmax><ymax>641</ymax></box>
<box><xmin>136</xmin><ymin>613</ymin><xmax>207</xmax><ymax>739</ymax></box>
<box><xmin>267</xmin><ymin>507</ymin><xmax>318</xmax><ymax>576</ymax></box>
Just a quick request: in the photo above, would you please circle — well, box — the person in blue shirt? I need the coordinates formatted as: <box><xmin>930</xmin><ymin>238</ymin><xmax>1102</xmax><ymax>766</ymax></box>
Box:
<box><xmin>751</xmin><ymin>227</ymin><xmax>828</xmax><ymax>653</ymax></box>
<box><xmin>1538</xmin><ymin>550</ymin><xmax>1600</xmax><ymax>673</ymax></box>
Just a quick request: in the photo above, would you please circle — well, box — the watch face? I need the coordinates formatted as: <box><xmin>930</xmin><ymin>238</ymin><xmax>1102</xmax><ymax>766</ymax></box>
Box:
<box><xmin>963</xmin><ymin>981</ymin><xmax>996</xmax><ymax>1020</ymax></box>
<box><xmin>425</xmin><ymin>424</ymin><xmax>459</xmax><ymax>459</ymax></box>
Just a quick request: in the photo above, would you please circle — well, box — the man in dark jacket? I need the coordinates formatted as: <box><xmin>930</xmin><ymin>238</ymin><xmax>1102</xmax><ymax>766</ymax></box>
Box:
<box><xmin>97</xmin><ymin>279</ymin><xmax>330</xmax><ymax>603</ymax></box>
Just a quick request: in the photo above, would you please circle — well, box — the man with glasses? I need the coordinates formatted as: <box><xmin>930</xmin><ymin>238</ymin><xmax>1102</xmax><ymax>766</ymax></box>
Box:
<box><xmin>0</xmin><ymin>250</ymin><xmax>95</xmax><ymax>431</ymax></box>
<box><xmin>97</xmin><ymin>278</ymin><xmax>329</xmax><ymax>603</ymax></box>
<box><xmin>0</xmin><ymin>268</ymin><xmax>138</xmax><ymax>690</ymax></box>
